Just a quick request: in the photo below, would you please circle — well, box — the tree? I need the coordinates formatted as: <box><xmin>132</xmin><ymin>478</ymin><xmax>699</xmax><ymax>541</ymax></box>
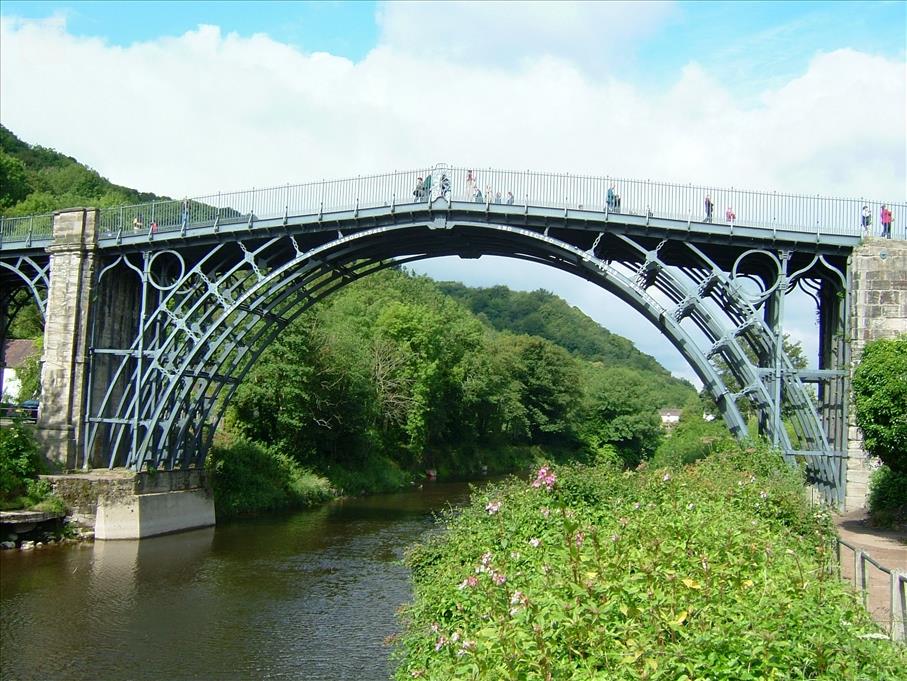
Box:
<box><xmin>852</xmin><ymin>335</ymin><xmax>907</xmax><ymax>473</ymax></box>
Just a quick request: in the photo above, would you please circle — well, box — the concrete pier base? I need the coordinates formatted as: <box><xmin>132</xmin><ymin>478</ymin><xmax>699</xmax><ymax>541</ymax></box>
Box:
<box><xmin>48</xmin><ymin>468</ymin><xmax>215</xmax><ymax>540</ymax></box>
<box><xmin>95</xmin><ymin>488</ymin><xmax>215</xmax><ymax>540</ymax></box>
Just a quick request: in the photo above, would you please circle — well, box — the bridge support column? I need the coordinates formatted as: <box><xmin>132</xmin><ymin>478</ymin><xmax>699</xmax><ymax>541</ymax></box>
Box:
<box><xmin>38</xmin><ymin>208</ymin><xmax>98</xmax><ymax>470</ymax></box>
<box><xmin>845</xmin><ymin>240</ymin><xmax>907</xmax><ymax>510</ymax></box>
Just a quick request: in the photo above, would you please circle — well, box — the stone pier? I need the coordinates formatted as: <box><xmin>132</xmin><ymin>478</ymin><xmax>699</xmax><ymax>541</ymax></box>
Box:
<box><xmin>38</xmin><ymin>208</ymin><xmax>98</xmax><ymax>470</ymax></box>
<box><xmin>49</xmin><ymin>469</ymin><xmax>215</xmax><ymax>539</ymax></box>
<box><xmin>845</xmin><ymin>239</ymin><xmax>907</xmax><ymax>510</ymax></box>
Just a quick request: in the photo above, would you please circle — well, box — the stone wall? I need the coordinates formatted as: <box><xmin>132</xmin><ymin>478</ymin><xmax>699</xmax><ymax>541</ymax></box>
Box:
<box><xmin>38</xmin><ymin>209</ymin><xmax>98</xmax><ymax>470</ymax></box>
<box><xmin>845</xmin><ymin>239</ymin><xmax>907</xmax><ymax>510</ymax></box>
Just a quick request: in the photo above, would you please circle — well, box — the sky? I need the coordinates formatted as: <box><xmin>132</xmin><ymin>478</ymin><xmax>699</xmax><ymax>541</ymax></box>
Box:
<box><xmin>1</xmin><ymin>1</ymin><xmax>905</xmax><ymax>384</ymax></box>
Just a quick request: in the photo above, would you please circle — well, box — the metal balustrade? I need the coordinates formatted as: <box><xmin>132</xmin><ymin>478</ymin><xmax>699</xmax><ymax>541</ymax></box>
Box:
<box><xmin>837</xmin><ymin>537</ymin><xmax>907</xmax><ymax>642</ymax></box>
<box><xmin>1</xmin><ymin>165</ymin><xmax>904</xmax><ymax>244</ymax></box>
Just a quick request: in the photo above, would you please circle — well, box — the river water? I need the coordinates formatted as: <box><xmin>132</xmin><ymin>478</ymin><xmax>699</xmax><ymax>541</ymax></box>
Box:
<box><xmin>0</xmin><ymin>481</ymin><xmax>477</xmax><ymax>681</ymax></box>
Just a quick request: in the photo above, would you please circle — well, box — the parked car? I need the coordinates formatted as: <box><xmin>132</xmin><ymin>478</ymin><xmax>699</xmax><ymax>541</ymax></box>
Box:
<box><xmin>19</xmin><ymin>399</ymin><xmax>39</xmax><ymax>420</ymax></box>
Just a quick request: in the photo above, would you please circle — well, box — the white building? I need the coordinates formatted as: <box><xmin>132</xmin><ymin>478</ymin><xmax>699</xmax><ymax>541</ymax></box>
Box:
<box><xmin>1</xmin><ymin>339</ymin><xmax>37</xmax><ymax>402</ymax></box>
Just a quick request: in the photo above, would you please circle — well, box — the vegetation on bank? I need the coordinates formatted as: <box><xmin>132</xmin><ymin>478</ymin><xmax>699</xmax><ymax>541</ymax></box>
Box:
<box><xmin>223</xmin><ymin>268</ymin><xmax>693</xmax><ymax>504</ymax></box>
<box><xmin>0</xmin><ymin>420</ymin><xmax>64</xmax><ymax>512</ymax></box>
<box><xmin>394</xmin><ymin>442</ymin><xmax>907</xmax><ymax>680</ymax></box>
<box><xmin>852</xmin><ymin>335</ymin><xmax>907</xmax><ymax>526</ymax></box>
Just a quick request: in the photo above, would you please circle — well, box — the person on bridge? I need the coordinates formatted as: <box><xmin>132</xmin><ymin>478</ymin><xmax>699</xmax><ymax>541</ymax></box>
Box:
<box><xmin>880</xmin><ymin>204</ymin><xmax>893</xmax><ymax>239</ymax></box>
<box><xmin>133</xmin><ymin>214</ymin><xmax>144</xmax><ymax>230</ymax></box>
<box><xmin>413</xmin><ymin>177</ymin><xmax>424</xmax><ymax>201</ymax></box>
<box><xmin>725</xmin><ymin>207</ymin><xmax>736</xmax><ymax>223</ymax></box>
<box><xmin>704</xmin><ymin>195</ymin><xmax>714</xmax><ymax>223</ymax></box>
<box><xmin>440</xmin><ymin>174</ymin><xmax>451</xmax><ymax>199</ymax></box>
<box><xmin>466</xmin><ymin>170</ymin><xmax>477</xmax><ymax>200</ymax></box>
<box><xmin>607</xmin><ymin>184</ymin><xmax>621</xmax><ymax>212</ymax></box>
<box><xmin>421</xmin><ymin>174</ymin><xmax>432</xmax><ymax>201</ymax></box>
<box><xmin>474</xmin><ymin>188</ymin><xmax>484</xmax><ymax>203</ymax></box>
<box><xmin>506</xmin><ymin>191</ymin><xmax>514</xmax><ymax>205</ymax></box>
<box><xmin>861</xmin><ymin>205</ymin><xmax>872</xmax><ymax>235</ymax></box>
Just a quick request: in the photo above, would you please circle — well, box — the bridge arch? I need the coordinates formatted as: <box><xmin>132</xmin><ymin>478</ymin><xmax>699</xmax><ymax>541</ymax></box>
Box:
<box><xmin>83</xmin><ymin>208</ymin><xmax>838</xmax><ymax>501</ymax></box>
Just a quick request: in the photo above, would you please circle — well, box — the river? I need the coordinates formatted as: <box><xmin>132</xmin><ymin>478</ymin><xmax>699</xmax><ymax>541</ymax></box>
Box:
<box><xmin>0</xmin><ymin>480</ymin><xmax>478</xmax><ymax>681</ymax></box>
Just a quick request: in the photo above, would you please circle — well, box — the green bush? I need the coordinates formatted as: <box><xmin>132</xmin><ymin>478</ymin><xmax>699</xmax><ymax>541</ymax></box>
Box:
<box><xmin>852</xmin><ymin>335</ymin><xmax>907</xmax><ymax>473</ymax></box>
<box><xmin>867</xmin><ymin>465</ymin><xmax>907</xmax><ymax>527</ymax></box>
<box><xmin>652</xmin><ymin>413</ymin><xmax>736</xmax><ymax>468</ymax></box>
<box><xmin>206</xmin><ymin>438</ymin><xmax>333</xmax><ymax>517</ymax></box>
<box><xmin>394</xmin><ymin>444</ymin><xmax>905</xmax><ymax>679</ymax></box>
<box><xmin>0</xmin><ymin>421</ymin><xmax>43</xmax><ymax>499</ymax></box>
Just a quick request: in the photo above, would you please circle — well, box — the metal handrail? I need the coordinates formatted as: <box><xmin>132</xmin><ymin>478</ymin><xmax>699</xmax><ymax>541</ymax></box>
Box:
<box><xmin>836</xmin><ymin>536</ymin><xmax>906</xmax><ymax>642</ymax></box>
<box><xmin>1</xmin><ymin>165</ymin><xmax>905</xmax><ymax>244</ymax></box>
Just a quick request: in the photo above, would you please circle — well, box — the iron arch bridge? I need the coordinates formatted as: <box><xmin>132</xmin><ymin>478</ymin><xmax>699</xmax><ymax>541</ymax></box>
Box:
<box><xmin>3</xmin><ymin>165</ymin><xmax>897</xmax><ymax>506</ymax></box>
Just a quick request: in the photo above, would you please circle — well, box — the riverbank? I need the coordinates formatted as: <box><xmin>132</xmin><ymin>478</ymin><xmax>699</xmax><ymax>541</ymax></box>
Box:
<box><xmin>394</xmin><ymin>445</ymin><xmax>907</xmax><ymax>679</ymax></box>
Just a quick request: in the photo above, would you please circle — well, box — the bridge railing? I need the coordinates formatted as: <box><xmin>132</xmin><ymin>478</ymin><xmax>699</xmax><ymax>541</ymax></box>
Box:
<box><xmin>836</xmin><ymin>537</ymin><xmax>906</xmax><ymax>642</ymax></box>
<box><xmin>2</xmin><ymin>167</ymin><xmax>904</xmax><ymax>244</ymax></box>
<box><xmin>0</xmin><ymin>213</ymin><xmax>55</xmax><ymax>244</ymax></box>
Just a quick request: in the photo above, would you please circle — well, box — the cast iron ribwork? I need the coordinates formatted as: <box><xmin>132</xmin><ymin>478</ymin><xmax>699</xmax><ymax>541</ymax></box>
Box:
<box><xmin>0</xmin><ymin>166</ymin><xmax>861</xmax><ymax>505</ymax></box>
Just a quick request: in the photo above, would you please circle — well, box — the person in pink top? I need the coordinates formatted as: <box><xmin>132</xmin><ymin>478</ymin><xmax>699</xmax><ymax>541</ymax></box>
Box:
<box><xmin>725</xmin><ymin>207</ymin><xmax>736</xmax><ymax>223</ymax></box>
<box><xmin>880</xmin><ymin>204</ymin><xmax>893</xmax><ymax>239</ymax></box>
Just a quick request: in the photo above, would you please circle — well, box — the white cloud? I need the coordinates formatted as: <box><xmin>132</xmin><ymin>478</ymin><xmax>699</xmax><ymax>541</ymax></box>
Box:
<box><xmin>1</xmin><ymin>12</ymin><xmax>904</xmax><ymax>383</ymax></box>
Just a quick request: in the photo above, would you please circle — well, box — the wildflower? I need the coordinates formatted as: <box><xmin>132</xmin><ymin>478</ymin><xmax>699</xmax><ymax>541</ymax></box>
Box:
<box><xmin>510</xmin><ymin>551</ymin><xmax>520</xmax><ymax>560</ymax></box>
<box><xmin>492</xmin><ymin>572</ymin><xmax>507</xmax><ymax>586</ymax></box>
<box><xmin>540</xmin><ymin>507</ymin><xmax>550</xmax><ymax>518</ymax></box>
<box><xmin>430</xmin><ymin>623</ymin><xmax>440</xmax><ymax>633</ymax></box>
<box><xmin>611</xmin><ymin>533</ymin><xmax>620</xmax><ymax>542</ymax></box>
<box><xmin>662</xmin><ymin>472</ymin><xmax>671</xmax><ymax>482</ymax></box>
<box><xmin>458</xmin><ymin>575</ymin><xmax>478</xmax><ymax>590</ymax></box>
<box><xmin>532</xmin><ymin>466</ymin><xmax>557</xmax><ymax>490</ymax></box>
<box><xmin>529</xmin><ymin>538</ymin><xmax>541</xmax><ymax>548</ymax></box>
<box><xmin>619</xmin><ymin>516</ymin><xmax>629</xmax><ymax>526</ymax></box>
<box><xmin>485</xmin><ymin>500</ymin><xmax>501</xmax><ymax>515</ymax></box>
<box><xmin>481</xmin><ymin>552</ymin><xmax>493</xmax><ymax>567</ymax></box>
<box><xmin>541</xmin><ymin>564</ymin><xmax>551</xmax><ymax>574</ymax></box>
<box><xmin>575</xmin><ymin>531</ymin><xmax>586</xmax><ymax>548</ymax></box>
<box><xmin>687</xmin><ymin>503</ymin><xmax>695</xmax><ymax>510</ymax></box>
<box><xmin>760</xmin><ymin>491</ymin><xmax>768</xmax><ymax>499</ymax></box>
<box><xmin>633</xmin><ymin>502</ymin><xmax>641</xmax><ymax>510</ymax></box>
<box><xmin>450</xmin><ymin>631</ymin><xmax>460</xmax><ymax>643</ymax></box>
<box><xmin>411</xmin><ymin>671</ymin><xmax>425</xmax><ymax>678</ymax></box>
<box><xmin>435</xmin><ymin>635</ymin><xmax>447</xmax><ymax>651</ymax></box>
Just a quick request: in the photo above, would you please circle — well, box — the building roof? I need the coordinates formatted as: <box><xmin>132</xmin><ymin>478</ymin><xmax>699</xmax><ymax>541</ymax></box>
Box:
<box><xmin>3</xmin><ymin>339</ymin><xmax>37</xmax><ymax>369</ymax></box>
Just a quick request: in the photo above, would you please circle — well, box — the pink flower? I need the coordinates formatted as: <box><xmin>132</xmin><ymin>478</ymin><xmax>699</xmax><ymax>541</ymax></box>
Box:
<box><xmin>510</xmin><ymin>590</ymin><xmax>527</xmax><ymax>605</ymax></box>
<box><xmin>485</xmin><ymin>500</ymin><xmax>501</xmax><ymax>515</ymax></box>
<box><xmin>458</xmin><ymin>575</ymin><xmax>478</xmax><ymax>590</ymax></box>
<box><xmin>481</xmin><ymin>552</ymin><xmax>493</xmax><ymax>567</ymax></box>
<box><xmin>435</xmin><ymin>635</ymin><xmax>447</xmax><ymax>651</ymax></box>
<box><xmin>529</xmin><ymin>537</ymin><xmax>541</xmax><ymax>548</ymax></box>
<box><xmin>531</xmin><ymin>466</ymin><xmax>557</xmax><ymax>490</ymax></box>
<box><xmin>540</xmin><ymin>507</ymin><xmax>550</xmax><ymax>518</ymax></box>
<box><xmin>575</xmin><ymin>531</ymin><xmax>586</xmax><ymax>548</ymax></box>
<box><xmin>492</xmin><ymin>572</ymin><xmax>507</xmax><ymax>586</ymax></box>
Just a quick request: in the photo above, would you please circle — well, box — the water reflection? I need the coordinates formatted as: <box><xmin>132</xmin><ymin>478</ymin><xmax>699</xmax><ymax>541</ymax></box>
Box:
<box><xmin>1</xmin><ymin>481</ymin><xmax>477</xmax><ymax>681</ymax></box>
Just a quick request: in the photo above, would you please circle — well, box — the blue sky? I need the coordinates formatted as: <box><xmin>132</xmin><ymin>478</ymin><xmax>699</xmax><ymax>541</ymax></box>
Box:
<box><xmin>3</xmin><ymin>1</ymin><xmax>904</xmax><ymax>87</ymax></box>
<box><xmin>2</xmin><ymin>1</ymin><xmax>905</xmax><ymax>381</ymax></box>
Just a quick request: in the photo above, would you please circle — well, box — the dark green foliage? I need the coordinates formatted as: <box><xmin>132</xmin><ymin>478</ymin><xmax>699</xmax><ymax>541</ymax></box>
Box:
<box><xmin>0</xmin><ymin>421</ymin><xmax>61</xmax><ymax>510</ymax></box>
<box><xmin>867</xmin><ymin>465</ymin><xmax>907</xmax><ymax>527</ymax></box>
<box><xmin>0</xmin><ymin>125</ymin><xmax>166</xmax><ymax>215</ymax></box>
<box><xmin>439</xmin><ymin>282</ymin><xmax>696</xmax><ymax>408</ymax></box>
<box><xmin>395</xmin><ymin>444</ymin><xmax>906</xmax><ymax>679</ymax></box>
<box><xmin>0</xmin><ymin>421</ymin><xmax>42</xmax><ymax>499</ymax></box>
<box><xmin>579</xmin><ymin>365</ymin><xmax>663</xmax><ymax>466</ymax></box>
<box><xmin>852</xmin><ymin>335</ymin><xmax>907</xmax><ymax>473</ymax></box>
<box><xmin>206</xmin><ymin>437</ymin><xmax>333</xmax><ymax>517</ymax></box>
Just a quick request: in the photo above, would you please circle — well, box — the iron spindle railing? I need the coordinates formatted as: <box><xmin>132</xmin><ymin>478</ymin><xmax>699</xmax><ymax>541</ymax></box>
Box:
<box><xmin>1</xmin><ymin>166</ymin><xmax>904</xmax><ymax>244</ymax></box>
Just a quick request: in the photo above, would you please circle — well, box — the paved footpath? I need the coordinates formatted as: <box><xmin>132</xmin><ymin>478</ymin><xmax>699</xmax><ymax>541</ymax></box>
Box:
<box><xmin>833</xmin><ymin>510</ymin><xmax>906</xmax><ymax>635</ymax></box>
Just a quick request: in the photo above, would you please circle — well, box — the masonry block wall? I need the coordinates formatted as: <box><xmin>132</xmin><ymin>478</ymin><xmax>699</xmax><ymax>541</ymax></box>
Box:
<box><xmin>39</xmin><ymin>208</ymin><xmax>98</xmax><ymax>470</ymax></box>
<box><xmin>845</xmin><ymin>239</ymin><xmax>907</xmax><ymax>510</ymax></box>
